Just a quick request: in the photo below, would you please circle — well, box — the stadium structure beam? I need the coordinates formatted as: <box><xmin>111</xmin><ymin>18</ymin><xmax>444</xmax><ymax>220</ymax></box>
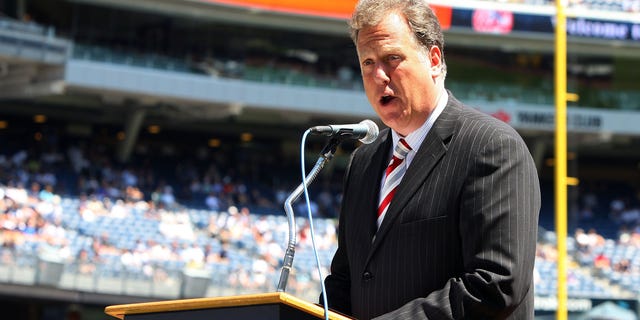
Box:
<box><xmin>117</xmin><ymin>106</ymin><xmax>147</xmax><ymax>163</ymax></box>
<box><xmin>554</xmin><ymin>1</ymin><xmax>568</xmax><ymax>320</ymax></box>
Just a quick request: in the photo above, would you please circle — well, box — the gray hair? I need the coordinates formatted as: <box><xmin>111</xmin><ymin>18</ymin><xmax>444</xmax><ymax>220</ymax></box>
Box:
<box><xmin>349</xmin><ymin>0</ymin><xmax>446</xmax><ymax>72</ymax></box>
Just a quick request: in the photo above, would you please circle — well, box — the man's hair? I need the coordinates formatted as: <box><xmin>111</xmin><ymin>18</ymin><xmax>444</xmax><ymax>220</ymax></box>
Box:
<box><xmin>349</xmin><ymin>0</ymin><xmax>446</xmax><ymax>72</ymax></box>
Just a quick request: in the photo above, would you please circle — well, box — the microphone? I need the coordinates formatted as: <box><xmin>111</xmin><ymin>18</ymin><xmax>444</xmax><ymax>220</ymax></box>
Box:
<box><xmin>310</xmin><ymin>119</ymin><xmax>379</xmax><ymax>144</ymax></box>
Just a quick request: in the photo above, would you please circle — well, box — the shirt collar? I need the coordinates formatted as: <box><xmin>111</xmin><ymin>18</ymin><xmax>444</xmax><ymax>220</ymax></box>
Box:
<box><xmin>391</xmin><ymin>90</ymin><xmax>448</xmax><ymax>155</ymax></box>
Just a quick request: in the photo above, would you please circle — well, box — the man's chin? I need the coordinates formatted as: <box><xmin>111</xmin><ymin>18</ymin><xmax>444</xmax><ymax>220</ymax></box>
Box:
<box><xmin>379</xmin><ymin>117</ymin><xmax>401</xmax><ymax>131</ymax></box>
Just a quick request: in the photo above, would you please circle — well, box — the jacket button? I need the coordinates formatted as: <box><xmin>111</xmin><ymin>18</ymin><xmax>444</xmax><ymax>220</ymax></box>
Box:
<box><xmin>362</xmin><ymin>271</ymin><xmax>372</xmax><ymax>281</ymax></box>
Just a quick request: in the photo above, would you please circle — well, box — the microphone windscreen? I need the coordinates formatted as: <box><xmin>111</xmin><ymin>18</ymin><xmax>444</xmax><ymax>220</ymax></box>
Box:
<box><xmin>359</xmin><ymin>119</ymin><xmax>379</xmax><ymax>144</ymax></box>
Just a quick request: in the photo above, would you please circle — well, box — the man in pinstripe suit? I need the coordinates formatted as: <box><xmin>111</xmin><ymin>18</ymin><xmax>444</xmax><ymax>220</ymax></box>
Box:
<box><xmin>322</xmin><ymin>0</ymin><xmax>541</xmax><ymax>319</ymax></box>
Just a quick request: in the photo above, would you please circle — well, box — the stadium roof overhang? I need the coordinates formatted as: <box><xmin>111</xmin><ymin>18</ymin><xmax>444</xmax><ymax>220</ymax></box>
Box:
<box><xmin>68</xmin><ymin>0</ymin><xmax>640</xmax><ymax>58</ymax></box>
<box><xmin>0</xmin><ymin>20</ymin><xmax>71</xmax><ymax>100</ymax></box>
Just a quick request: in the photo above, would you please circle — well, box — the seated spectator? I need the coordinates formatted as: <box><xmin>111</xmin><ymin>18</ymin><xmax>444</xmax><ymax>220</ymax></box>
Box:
<box><xmin>205</xmin><ymin>191</ymin><xmax>221</xmax><ymax>211</ymax></box>
<box><xmin>620</xmin><ymin>205</ymin><xmax>640</xmax><ymax>226</ymax></box>
<box><xmin>613</xmin><ymin>258</ymin><xmax>631</xmax><ymax>273</ymax></box>
<box><xmin>610</xmin><ymin>196</ymin><xmax>626</xmax><ymax>222</ymax></box>
<box><xmin>160</xmin><ymin>186</ymin><xmax>176</xmax><ymax>208</ymax></box>
<box><xmin>593</xmin><ymin>252</ymin><xmax>611</xmax><ymax>270</ymax></box>
<box><xmin>77</xmin><ymin>249</ymin><xmax>96</xmax><ymax>275</ymax></box>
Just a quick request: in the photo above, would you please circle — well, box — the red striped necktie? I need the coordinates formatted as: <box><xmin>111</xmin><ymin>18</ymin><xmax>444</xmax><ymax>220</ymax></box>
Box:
<box><xmin>377</xmin><ymin>138</ymin><xmax>412</xmax><ymax>228</ymax></box>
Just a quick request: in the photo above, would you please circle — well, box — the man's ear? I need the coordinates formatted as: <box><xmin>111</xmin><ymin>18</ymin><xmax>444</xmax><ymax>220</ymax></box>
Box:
<box><xmin>429</xmin><ymin>46</ymin><xmax>443</xmax><ymax>76</ymax></box>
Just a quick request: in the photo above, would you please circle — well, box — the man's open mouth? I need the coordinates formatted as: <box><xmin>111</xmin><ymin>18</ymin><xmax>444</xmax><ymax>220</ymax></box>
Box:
<box><xmin>380</xmin><ymin>95</ymin><xmax>395</xmax><ymax>106</ymax></box>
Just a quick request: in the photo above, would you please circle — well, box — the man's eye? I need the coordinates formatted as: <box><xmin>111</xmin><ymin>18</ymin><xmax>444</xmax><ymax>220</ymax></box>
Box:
<box><xmin>362</xmin><ymin>60</ymin><xmax>373</xmax><ymax>66</ymax></box>
<box><xmin>388</xmin><ymin>55</ymin><xmax>400</xmax><ymax>61</ymax></box>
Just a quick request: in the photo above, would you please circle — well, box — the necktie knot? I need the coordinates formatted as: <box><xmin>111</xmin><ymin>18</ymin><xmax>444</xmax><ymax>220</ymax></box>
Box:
<box><xmin>394</xmin><ymin>138</ymin><xmax>412</xmax><ymax>159</ymax></box>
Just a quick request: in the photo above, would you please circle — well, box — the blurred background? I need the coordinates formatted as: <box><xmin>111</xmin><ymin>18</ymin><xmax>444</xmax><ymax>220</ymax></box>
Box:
<box><xmin>0</xmin><ymin>0</ymin><xmax>639</xmax><ymax>319</ymax></box>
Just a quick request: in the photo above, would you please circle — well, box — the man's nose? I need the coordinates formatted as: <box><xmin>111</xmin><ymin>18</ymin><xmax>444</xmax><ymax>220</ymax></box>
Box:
<box><xmin>373</xmin><ymin>65</ymin><xmax>390</xmax><ymax>86</ymax></box>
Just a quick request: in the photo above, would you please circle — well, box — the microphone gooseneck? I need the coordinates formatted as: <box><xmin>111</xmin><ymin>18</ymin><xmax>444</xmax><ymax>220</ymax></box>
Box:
<box><xmin>277</xmin><ymin>119</ymin><xmax>378</xmax><ymax>297</ymax></box>
<box><xmin>276</xmin><ymin>135</ymin><xmax>340</xmax><ymax>293</ymax></box>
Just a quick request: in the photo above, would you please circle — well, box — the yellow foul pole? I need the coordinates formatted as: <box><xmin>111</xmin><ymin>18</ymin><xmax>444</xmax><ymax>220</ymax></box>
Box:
<box><xmin>554</xmin><ymin>1</ymin><xmax>568</xmax><ymax>319</ymax></box>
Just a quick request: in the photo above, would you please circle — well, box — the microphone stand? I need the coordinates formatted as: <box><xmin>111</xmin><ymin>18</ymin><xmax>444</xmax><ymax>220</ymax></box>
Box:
<box><xmin>276</xmin><ymin>136</ymin><xmax>341</xmax><ymax>292</ymax></box>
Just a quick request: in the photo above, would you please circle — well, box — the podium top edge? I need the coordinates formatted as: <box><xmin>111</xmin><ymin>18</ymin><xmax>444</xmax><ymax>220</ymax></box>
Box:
<box><xmin>104</xmin><ymin>292</ymin><xmax>351</xmax><ymax>320</ymax></box>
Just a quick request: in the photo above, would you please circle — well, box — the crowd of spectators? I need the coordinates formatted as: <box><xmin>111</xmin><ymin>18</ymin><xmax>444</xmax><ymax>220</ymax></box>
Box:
<box><xmin>574</xmin><ymin>182</ymin><xmax>640</xmax><ymax>234</ymax></box>
<box><xmin>0</xmin><ymin>129</ymin><xmax>347</xmax><ymax>298</ymax></box>
<box><xmin>0</xmin><ymin>178</ymin><xmax>334</xmax><ymax>297</ymax></box>
<box><xmin>530</xmin><ymin>182</ymin><xmax>640</xmax><ymax>297</ymax></box>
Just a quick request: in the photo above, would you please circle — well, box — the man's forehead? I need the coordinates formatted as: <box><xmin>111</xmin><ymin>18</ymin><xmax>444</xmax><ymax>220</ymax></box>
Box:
<box><xmin>357</xmin><ymin>16</ymin><xmax>409</xmax><ymax>44</ymax></box>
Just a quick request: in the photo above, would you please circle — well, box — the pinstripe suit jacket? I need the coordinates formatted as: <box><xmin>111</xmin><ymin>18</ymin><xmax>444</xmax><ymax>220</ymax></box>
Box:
<box><xmin>323</xmin><ymin>94</ymin><xmax>541</xmax><ymax>319</ymax></box>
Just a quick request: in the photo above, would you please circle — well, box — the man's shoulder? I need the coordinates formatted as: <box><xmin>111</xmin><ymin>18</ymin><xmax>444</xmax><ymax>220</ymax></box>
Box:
<box><xmin>452</xmin><ymin>100</ymin><xmax>519</xmax><ymax>137</ymax></box>
<box><xmin>444</xmin><ymin>96</ymin><xmax>527</xmax><ymax>151</ymax></box>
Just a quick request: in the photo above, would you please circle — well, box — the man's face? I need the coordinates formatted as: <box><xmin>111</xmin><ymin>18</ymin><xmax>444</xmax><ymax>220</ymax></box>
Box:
<box><xmin>356</xmin><ymin>11</ymin><xmax>443</xmax><ymax>136</ymax></box>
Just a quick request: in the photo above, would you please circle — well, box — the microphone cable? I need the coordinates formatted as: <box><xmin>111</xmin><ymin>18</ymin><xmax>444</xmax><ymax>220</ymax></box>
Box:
<box><xmin>300</xmin><ymin>129</ymin><xmax>330</xmax><ymax>320</ymax></box>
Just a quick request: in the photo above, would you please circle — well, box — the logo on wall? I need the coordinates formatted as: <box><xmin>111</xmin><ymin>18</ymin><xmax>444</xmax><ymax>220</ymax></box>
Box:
<box><xmin>472</xmin><ymin>9</ymin><xmax>514</xmax><ymax>34</ymax></box>
<box><xmin>491</xmin><ymin>109</ymin><xmax>512</xmax><ymax>123</ymax></box>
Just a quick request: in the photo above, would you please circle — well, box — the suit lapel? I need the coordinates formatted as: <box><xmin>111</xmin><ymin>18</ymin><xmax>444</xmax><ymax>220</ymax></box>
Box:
<box><xmin>353</xmin><ymin>130</ymin><xmax>392</xmax><ymax>246</ymax></box>
<box><xmin>367</xmin><ymin>98</ymin><xmax>461</xmax><ymax>259</ymax></box>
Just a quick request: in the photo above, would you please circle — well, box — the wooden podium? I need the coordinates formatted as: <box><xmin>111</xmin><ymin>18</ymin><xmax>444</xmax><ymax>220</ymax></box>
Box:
<box><xmin>105</xmin><ymin>292</ymin><xmax>352</xmax><ymax>320</ymax></box>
